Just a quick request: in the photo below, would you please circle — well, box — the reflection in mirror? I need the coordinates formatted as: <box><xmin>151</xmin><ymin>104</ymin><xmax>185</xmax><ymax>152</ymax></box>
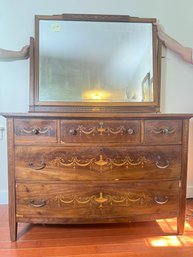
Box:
<box><xmin>39</xmin><ymin>20</ymin><xmax>153</xmax><ymax>103</ymax></box>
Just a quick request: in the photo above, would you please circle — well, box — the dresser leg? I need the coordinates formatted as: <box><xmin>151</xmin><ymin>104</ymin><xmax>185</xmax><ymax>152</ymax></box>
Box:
<box><xmin>177</xmin><ymin>217</ymin><xmax>185</xmax><ymax>235</ymax></box>
<box><xmin>10</xmin><ymin>222</ymin><xmax>18</xmax><ymax>242</ymax></box>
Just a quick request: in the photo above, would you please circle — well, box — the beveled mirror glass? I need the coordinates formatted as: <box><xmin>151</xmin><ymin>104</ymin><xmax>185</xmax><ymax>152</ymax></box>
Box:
<box><xmin>32</xmin><ymin>14</ymin><xmax>160</xmax><ymax>112</ymax></box>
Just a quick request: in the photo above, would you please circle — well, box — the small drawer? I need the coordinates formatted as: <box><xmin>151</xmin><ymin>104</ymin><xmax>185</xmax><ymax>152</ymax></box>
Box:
<box><xmin>14</xmin><ymin>119</ymin><xmax>57</xmax><ymax>144</ymax></box>
<box><xmin>15</xmin><ymin>145</ymin><xmax>181</xmax><ymax>181</ymax></box>
<box><xmin>60</xmin><ymin>120</ymin><xmax>140</xmax><ymax>144</ymax></box>
<box><xmin>144</xmin><ymin>120</ymin><xmax>182</xmax><ymax>144</ymax></box>
<box><xmin>16</xmin><ymin>181</ymin><xmax>179</xmax><ymax>221</ymax></box>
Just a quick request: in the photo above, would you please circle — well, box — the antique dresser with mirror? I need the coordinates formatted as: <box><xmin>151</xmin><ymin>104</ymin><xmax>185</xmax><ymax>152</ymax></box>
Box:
<box><xmin>2</xmin><ymin>14</ymin><xmax>192</xmax><ymax>241</ymax></box>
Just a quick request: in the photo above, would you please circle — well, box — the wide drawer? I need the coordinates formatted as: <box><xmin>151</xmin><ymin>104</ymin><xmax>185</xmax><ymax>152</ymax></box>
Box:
<box><xmin>14</xmin><ymin>119</ymin><xmax>57</xmax><ymax>144</ymax></box>
<box><xmin>60</xmin><ymin>120</ymin><xmax>140</xmax><ymax>144</ymax></box>
<box><xmin>144</xmin><ymin>120</ymin><xmax>182</xmax><ymax>145</ymax></box>
<box><xmin>15</xmin><ymin>146</ymin><xmax>181</xmax><ymax>181</ymax></box>
<box><xmin>16</xmin><ymin>181</ymin><xmax>179</xmax><ymax>222</ymax></box>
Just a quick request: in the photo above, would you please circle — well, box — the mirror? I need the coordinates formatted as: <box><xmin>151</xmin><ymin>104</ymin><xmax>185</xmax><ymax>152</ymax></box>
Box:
<box><xmin>32</xmin><ymin>14</ymin><xmax>160</xmax><ymax>112</ymax></box>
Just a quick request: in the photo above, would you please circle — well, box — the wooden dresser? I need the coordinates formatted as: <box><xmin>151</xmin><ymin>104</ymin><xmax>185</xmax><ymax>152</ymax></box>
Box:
<box><xmin>3</xmin><ymin>112</ymin><xmax>191</xmax><ymax>241</ymax></box>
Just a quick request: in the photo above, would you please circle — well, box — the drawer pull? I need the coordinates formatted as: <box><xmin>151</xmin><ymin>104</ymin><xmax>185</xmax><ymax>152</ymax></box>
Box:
<box><xmin>32</xmin><ymin>128</ymin><xmax>40</xmax><ymax>135</ymax></box>
<box><xmin>69</xmin><ymin>129</ymin><xmax>77</xmax><ymax>135</ymax></box>
<box><xmin>127</xmin><ymin>128</ymin><xmax>134</xmax><ymax>135</ymax></box>
<box><xmin>30</xmin><ymin>200</ymin><xmax>46</xmax><ymax>208</ymax></box>
<box><xmin>28</xmin><ymin>161</ymin><xmax>46</xmax><ymax>170</ymax></box>
<box><xmin>155</xmin><ymin>160</ymin><xmax>169</xmax><ymax>169</ymax></box>
<box><xmin>151</xmin><ymin>127</ymin><xmax>175</xmax><ymax>135</ymax></box>
<box><xmin>154</xmin><ymin>196</ymin><xmax>169</xmax><ymax>205</ymax></box>
<box><xmin>21</xmin><ymin>127</ymin><xmax>49</xmax><ymax>135</ymax></box>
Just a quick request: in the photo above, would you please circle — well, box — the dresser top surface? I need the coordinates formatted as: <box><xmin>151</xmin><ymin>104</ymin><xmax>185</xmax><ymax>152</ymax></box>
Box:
<box><xmin>1</xmin><ymin>112</ymin><xmax>193</xmax><ymax>120</ymax></box>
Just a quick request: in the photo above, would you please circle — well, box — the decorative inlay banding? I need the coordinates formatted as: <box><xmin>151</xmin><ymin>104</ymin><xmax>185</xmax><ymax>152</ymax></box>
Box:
<box><xmin>49</xmin><ymin>154</ymin><xmax>169</xmax><ymax>172</ymax></box>
<box><xmin>20</xmin><ymin>191</ymin><xmax>169</xmax><ymax>209</ymax></box>
<box><xmin>70</xmin><ymin>122</ymin><xmax>134</xmax><ymax>136</ymax></box>
<box><xmin>16</xmin><ymin>127</ymin><xmax>51</xmax><ymax>136</ymax></box>
<box><xmin>151</xmin><ymin>127</ymin><xmax>175</xmax><ymax>135</ymax></box>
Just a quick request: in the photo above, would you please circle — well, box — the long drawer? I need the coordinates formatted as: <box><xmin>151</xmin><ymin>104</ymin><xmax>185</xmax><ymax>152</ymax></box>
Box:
<box><xmin>15</xmin><ymin>146</ymin><xmax>182</xmax><ymax>181</ymax></box>
<box><xmin>16</xmin><ymin>181</ymin><xmax>179</xmax><ymax>222</ymax></box>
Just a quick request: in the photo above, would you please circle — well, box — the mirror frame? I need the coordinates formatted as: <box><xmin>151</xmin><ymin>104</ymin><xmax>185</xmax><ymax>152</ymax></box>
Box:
<box><xmin>29</xmin><ymin>14</ymin><xmax>161</xmax><ymax>113</ymax></box>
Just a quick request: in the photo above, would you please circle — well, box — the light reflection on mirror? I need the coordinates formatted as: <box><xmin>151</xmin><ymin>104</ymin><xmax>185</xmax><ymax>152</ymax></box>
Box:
<box><xmin>39</xmin><ymin>20</ymin><xmax>153</xmax><ymax>103</ymax></box>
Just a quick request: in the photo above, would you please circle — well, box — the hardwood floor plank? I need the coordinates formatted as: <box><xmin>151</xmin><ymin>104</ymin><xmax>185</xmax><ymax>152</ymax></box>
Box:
<box><xmin>0</xmin><ymin>202</ymin><xmax>193</xmax><ymax>257</ymax></box>
<box><xmin>51</xmin><ymin>248</ymin><xmax>193</xmax><ymax>257</ymax></box>
<box><xmin>0</xmin><ymin>245</ymin><xmax>97</xmax><ymax>257</ymax></box>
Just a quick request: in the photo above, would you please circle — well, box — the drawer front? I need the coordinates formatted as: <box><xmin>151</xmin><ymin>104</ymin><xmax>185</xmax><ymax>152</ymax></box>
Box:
<box><xmin>16</xmin><ymin>181</ymin><xmax>179</xmax><ymax>221</ymax></box>
<box><xmin>144</xmin><ymin>120</ymin><xmax>182</xmax><ymax>144</ymax></box>
<box><xmin>14</xmin><ymin>119</ymin><xmax>57</xmax><ymax>144</ymax></box>
<box><xmin>15</xmin><ymin>146</ymin><xmax>181</xmax><ymax>181</ymax></box>
<box><xmin>60</xmin><ymin>120</ymin><xmax>140</xmax><ymax>144</ymax></box>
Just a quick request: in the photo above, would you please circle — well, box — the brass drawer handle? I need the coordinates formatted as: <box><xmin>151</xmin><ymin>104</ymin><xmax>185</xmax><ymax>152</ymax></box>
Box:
<box><xmin>69</xmin><ymin>129</ymin><xmax>77</xmax><ymax>135</ymax></box>
<box><xmin>30</xmin><ymin>200</ymin><xmax>46</xmax><ymax>208</ymax></box>
<box><xmin>127</xmin><ymin>128</ymin><xmax>135</xmax><ymax>135</ymax></box>
<box><xmin>21</xmin><ymin>127</ymin><xmax>50</xmax><ymax>135</ymax></box>
<box><xmin>154</xmin><ymin>195</ymin><xmax>169</xmax><ymax>205</ymax></box>
<box><xmin>28</xmin><ymin>161</ymin><xmax>46</xmax><ymax>170</ymax></box>
<box><xmin>151</xmin><ymin>127</ymin><xmax>175</xmax><ymax>135</ymax></box>
<box><xmin>32</xmin><ymin>128</ymin><xmax>40</xmax><ymax>135</ymax></box>
<box><xmin>155</xmin><ymin>160</ymin><xmax>169</xmax><ymax>169</ymax></box>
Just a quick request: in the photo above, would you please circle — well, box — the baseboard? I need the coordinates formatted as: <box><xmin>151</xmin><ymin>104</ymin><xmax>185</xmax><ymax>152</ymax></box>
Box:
<box><xmin>0</xmin><ymin>191</ymin><xmax>8</xmax><ymax>204</ymax></box>
<box><xmin>187</xmin><ymin>186</ymin><xmax>193</xmax><ymax>198</ymax></box>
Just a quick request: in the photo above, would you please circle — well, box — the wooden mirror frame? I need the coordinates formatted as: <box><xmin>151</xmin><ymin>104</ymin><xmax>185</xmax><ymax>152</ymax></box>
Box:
<box><xmin>29</xmin><ymin>14</ymin><xmax>162</xmax><ymax>113</ymax></box>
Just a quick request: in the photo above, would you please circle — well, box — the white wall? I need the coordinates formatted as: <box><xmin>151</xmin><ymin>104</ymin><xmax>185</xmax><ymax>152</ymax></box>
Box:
<box><xmin>1</xmin><ymin>0</ymin><xmax>193</xmax><ymax>203</ymax></box>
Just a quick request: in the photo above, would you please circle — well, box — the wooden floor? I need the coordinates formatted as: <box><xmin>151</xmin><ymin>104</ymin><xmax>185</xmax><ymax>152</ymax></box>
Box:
<box><xmin>1</xmin><ymin>200</ymin><xmax>193</xmax><ymax>257</ymax></box>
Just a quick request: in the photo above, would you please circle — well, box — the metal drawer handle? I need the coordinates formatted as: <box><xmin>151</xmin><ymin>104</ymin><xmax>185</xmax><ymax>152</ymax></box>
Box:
<box><xmin>21</xmin><ymin>127</ymin><xmax>49</xmax><ymax>135</ymax></box>
<box><xmin>28</xmin><ymin>161</ymin><xmax>46</xmax><ymax>170</ymax></box>
<box><xmin>151</xmin><ymin>127</ymin><xmax>175</xmax><ymax>135</ymax></box>
<box><xmin>154</xmin><ymin>195</ymin><xmax>169</xmax><ymax>205</ymax></box>
<box><xmin>155</xmin><ymin>160</ymin><xmax>169</xmax><ymax>169</ymax></box>
<box><xmin>69</xmin><ymin>129</ymin><xmax>77</xmax><ymax>135</ymax></box>
<box><xmin>160</xmin><ymin>128</ymin><xmax>169</xmax><ymax>134</ymax></box>
<box><xmin>30</xmin><ymin>200</ymin><xmax>46</xmax><ymax>208</ymax></box>
<box><xmin>32</xmin><ymin>128</ymin><xmax>40</xmax><ymax>135</ymax></box>
<box><xmin>127</xmin><ymin>128</ymin><xmax>135</xmax><ymax>135</ymax></box>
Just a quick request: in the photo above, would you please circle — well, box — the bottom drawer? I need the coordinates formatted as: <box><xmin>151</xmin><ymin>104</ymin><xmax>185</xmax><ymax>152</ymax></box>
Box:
<box><xmin>16</xmin><ymin>181</ymin><xmax>179</xmax><ymax>223</ymax></box>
